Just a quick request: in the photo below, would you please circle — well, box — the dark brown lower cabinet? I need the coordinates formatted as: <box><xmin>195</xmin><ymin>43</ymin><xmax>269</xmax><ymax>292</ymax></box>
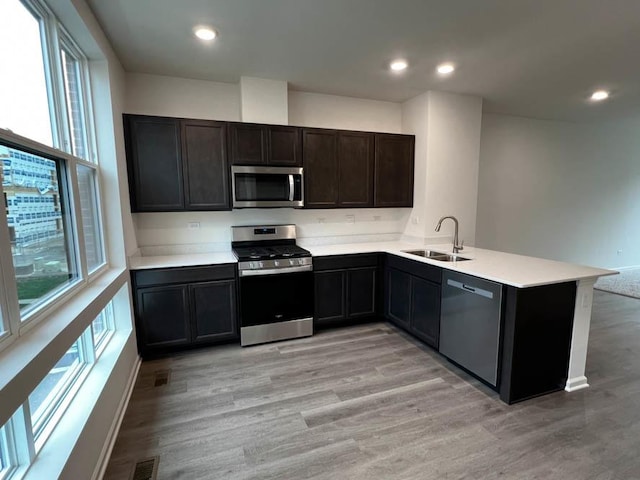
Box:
<box><xmin>132</xmin><ymin>265</ymin><xmax>238</xmax><ymax>357</ymax></box>
<box><xmin>314</xmin><ymin>254</ymin><xmax>380</xmax><ymax>328</ymax></box>
<box><xmin>500</xmin><ymin>282</ymin><xmax>577</xmax><ymax>404</ymax></box>
<box><xmin>410</xmin><ymin>276</ymin><xmax>441</xmax><ymax>349</ymax></box>
<box><xmin>385</xmin><ymin>256</ymin><xmax>442</xmax><ymax>350</ymax></box>
<box><xmin>190</xmin><ymin>280</ymin><xmax>237</xmax><ymax>343</ymax></box>
<box><xmin>136</xmin><ymin>285</ymin><xmax>191</xmax><ymax>350</ymax></box>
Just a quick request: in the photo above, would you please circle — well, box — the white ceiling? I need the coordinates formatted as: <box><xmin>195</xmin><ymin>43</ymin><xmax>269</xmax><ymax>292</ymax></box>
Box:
<box><xmin>86</xmin><ymin>0</ymin><xmax>640</xmax><ymax>122</ymax></box>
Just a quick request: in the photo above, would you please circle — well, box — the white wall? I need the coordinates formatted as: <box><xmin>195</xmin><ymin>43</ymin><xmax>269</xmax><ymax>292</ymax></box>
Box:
<box><xmin>240</xmin><ymin>76</ymin><xmax>288</xmax><ymax>124</ymax></box>
<box><xmin>125</xmin><ymin>73</ymin><xmax>241</xmax><ymax>121</ymax></box>
<box><xmin>401</xmin><ymin>93</ymin><xmax>429</xmax><ymax>239</ymax></box>
<box><xmin>476</xmin><ymin>113</ymin><xmax>640</xmax><ymax>269</ymax></box>
<box><xmin>401</xmin><ymin>91</ymin><xmax>483</xmax><ymax>246</ymax></box>
<box><xmin>125</xmin><ymin>77</ymin><xmax>411</xmax><ymax>251</ymax></box>
<box><xmin>289</xmin><ymin>91</ymin><xmax>402</xmax><ymax>133</ymax></box>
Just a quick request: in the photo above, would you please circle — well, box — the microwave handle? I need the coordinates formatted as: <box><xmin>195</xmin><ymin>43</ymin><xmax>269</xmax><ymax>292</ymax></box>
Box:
<box><xmin>288</xmin><ymin>174</ymin><xmax>294</xmax><ymax>202</ymax></box>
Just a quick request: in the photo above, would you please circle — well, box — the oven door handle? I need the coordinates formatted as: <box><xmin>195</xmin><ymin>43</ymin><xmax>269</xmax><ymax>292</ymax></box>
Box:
<box><xmin>239</xmin><ymin>265</ymin><xmax>313</xmax><ymax>277</ymax></box>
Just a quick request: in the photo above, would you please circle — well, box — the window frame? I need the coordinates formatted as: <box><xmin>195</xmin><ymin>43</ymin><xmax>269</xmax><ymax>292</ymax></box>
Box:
<box><xmin>74</xmin><ymin>160</ymin><xmax>108</xmax><ymax>277</ymax></box>
<box><xmin>0</xmin><ymin>129</ymin><xmax>106</xmax><ymax>346</ymax></box>
<box><xmin>56</xmin><ymin>29</ymin><xmax>97</xmax><ymax>163</ymax></box>
<box><xmin>29</xmin><ymin>327</ymin><xmax>94</xmax><ymax>451</ymax></box>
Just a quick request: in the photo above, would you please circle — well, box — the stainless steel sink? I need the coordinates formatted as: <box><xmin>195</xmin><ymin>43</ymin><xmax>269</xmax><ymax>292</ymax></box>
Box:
<box><xmin>402</xmin><ymin>249</ymin><xmax>471</xmax><ymax>262</ymax></box>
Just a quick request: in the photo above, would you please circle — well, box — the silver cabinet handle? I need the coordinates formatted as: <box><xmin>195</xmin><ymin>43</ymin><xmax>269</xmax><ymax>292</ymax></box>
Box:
<box><xmin>447</xmin><ymin>279</ymin><xmax>494</xmax><ymax>299</ymax></box>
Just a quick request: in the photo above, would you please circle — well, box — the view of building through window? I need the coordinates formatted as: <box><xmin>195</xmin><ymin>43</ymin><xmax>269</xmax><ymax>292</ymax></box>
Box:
<box><xmin>1</xmin><ymin>144</ymin><xmax>76</xmax><ymax>314</ymax></box>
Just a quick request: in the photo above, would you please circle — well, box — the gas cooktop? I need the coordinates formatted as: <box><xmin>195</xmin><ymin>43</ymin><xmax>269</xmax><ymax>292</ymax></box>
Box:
<box><xmin>232</xmin><ymin>244</ymin><xmax>311</xmax><ymax>262</ymax></box>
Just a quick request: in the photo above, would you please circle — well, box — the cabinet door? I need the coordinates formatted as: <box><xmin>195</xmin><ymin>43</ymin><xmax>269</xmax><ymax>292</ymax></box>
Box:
<box><xmin>315</xmin><ymin>270</ymin><xmax>346</xmax><ymax>324</ymax></box>
<box><xmin>303</xmin><ymin>129</ymin><xmax>339</xmax><ymax>208</ymax></box>
<box><xmin>347</xmin><ymin>267</ymin><xmax>377</xmax><ymax>318</ymax></box>
<box><xmin>124</xmin><ymin>115</ymin><xmax>184</xmax><ymax>211</ymax></box>
<box><xmin>268</xmin><ymin>126</ymin><xmax>302</xmax><ymax>166</ymax></box>
<box><xmin>229</xmin><ymin>123</ymin><xmax>267</xmax><ymax>165</ymax></box>
<box><xmin>410</xmin><ymin>277</ymin><xmax>441</xmax><ymax>349</ymax></box>
<box><xmin>135</xmin><ymin>285</ymin><xmax>191</xmax><ymax>353</ymax></box>
<box><xmin>385</xmin><ymin>268</ymin><xmax>411</xmax><ymax>329</ymax></box>
<box><xmin>338</xmin><ymin>132</ymin><xmax>374</xmax><ymax>207</ymax></box>
<box><xmin>374</xmin><ymin>134</ymin><xmax>414</xmax><ymax>207</ymax></box>
<box><xmin>190</xmin><ymin>280</ymin><xmax>238</xmax><ymax>344</ymax></box>
<box><xmin>182</xmin><ymin>120</ymin><xmax>230</xmax><ymax>210</ymax></box>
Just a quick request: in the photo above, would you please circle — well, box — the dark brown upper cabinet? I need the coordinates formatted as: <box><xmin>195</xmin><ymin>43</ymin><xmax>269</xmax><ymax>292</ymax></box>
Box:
<box><xmin>124</xmin><ymin>114</ymin><xmax>230</xmax><ymax>212</ymax></box>
<box><xmin>182</xmin><ymin>119</ymin><xmax>229</xmax><ymax>210</ymax></box>
<box><xmin>303</xmin><ymin>129</ymin><xmax>339</xmax><ymax>208</ymax></box>
<box><xmin>338</xmin><ymin>132</ymin><xmax>374</xmax><ymax>207</ymax></box>
<box><xmin>228</xmin><ymin>123</ymin><xmax>302</xmax><ymax>166</ymax></box>
<box><xmin>303</xmin><ymin>129</ymin><xmax>375</xmax><ymax>209</ymax></box>
<box><xmin>124</xmin><ymin>115</ymin><xmax>184</xmax><ymax>212</ymax></box>
<box><xmin>374</xmin><ymin>134</ymin><xmax>415</xmax><ymax>207</ymax></box>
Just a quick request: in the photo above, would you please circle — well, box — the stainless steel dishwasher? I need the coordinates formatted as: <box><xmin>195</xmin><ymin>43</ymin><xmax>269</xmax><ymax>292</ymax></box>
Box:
<box><xmin>440</xmin><ymin>271</ymin><xmax>503</xmax><ymax>386</ymax></box>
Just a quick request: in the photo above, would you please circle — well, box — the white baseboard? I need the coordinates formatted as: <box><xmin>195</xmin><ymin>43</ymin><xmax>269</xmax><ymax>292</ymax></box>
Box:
<box><xmin>565</xmin><ymin>376</ymin><xmax>589</xmax><ymax>392</ymax></box>
<box><xmin>92</xmin><ymin>356</ymin><xmax>142</xmax><ymax>480</ymax></box>
<box><xmin>612</xmin><ymin>264</ymin><xmax>640</xmax><ymax>272</ymax></box>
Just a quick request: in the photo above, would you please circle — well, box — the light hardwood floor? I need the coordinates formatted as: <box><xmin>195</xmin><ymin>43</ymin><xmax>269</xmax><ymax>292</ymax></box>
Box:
<box><xmin>105</xmin><ymin>291</ymin><xmax>640</xmax><ymax>479</ymax></box>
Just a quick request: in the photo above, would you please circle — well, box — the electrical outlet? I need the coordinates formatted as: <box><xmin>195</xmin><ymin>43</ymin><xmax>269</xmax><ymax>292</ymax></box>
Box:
<box><xmin>617</xmin><ymin>249</ymin><xmax>623</xmax><ymax>255</ymax></box>
<box><xmin>188</xmin><ymin>222</ymin><xmax>200</xmax><ymax>230</ymax></box>
<box><xmin>373</xmin><ymin>215</ymin><xmax>381</xmax><ymax>222</ymax></box>
<box><xmin>411</xmin><ymin>216</ymin><xmax>419</xmax><ymax>225</ymax></box>
<box><xmin>317</xmin><ymin>217</ymin><xmax>326</xmax><ymax>224</ymax></box>
<box><xmin>346</xmin><ymin>215</ymin><xmax>355</xmax><ymax>224</ymax></box>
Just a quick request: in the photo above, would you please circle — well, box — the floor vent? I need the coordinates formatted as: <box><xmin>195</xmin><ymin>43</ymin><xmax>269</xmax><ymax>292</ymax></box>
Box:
<box><xmin>153</xmin><ymin>369</ymin><xmax>171</xmax><ymax>387</ymax></box>
<box><xmin>130</xmin><ymin>456</ymin><xmax>159</xmax><ymax>480</ymax></box>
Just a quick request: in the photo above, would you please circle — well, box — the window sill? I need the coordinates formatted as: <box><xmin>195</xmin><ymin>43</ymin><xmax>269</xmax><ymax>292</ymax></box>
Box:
<box><xmin>0</xmin><ymin>267</ymin><xmax>128</xmax><ymax>427</ymax></box>
<box><xmin>22</xmin><ymin>328</ymin><xmax>137</xmax><ymax>480</ymax></box>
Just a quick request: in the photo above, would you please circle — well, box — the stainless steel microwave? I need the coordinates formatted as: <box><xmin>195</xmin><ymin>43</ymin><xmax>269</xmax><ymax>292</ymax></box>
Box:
<box><xmin>231</xmin><ymin>166</ymin><xmax>304</xmax><ymax>208</ymax></box>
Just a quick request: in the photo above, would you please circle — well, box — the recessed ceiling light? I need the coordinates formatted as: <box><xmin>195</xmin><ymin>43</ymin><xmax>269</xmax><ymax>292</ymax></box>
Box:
<box><xmin>590</xmin><ymin>90</ymin><xmax>609</xmax><ymax>101</ymax></box>
<box><xmin>390</xmin><ymin>60</ymin><xmax>408</xmax><ymax>72</ymax></box>
<box><xmin>437</xmin><ymin>63</ymin><xmax>455</xmax><ymax>75</ymax></box>
<box><xmin>194</xmin><ymin>26</ymin><xmax>217</xmax><ymax>41</ymax></box>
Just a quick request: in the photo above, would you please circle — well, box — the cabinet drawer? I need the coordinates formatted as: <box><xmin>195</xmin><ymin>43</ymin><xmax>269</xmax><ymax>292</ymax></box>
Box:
<box><xmin>314</xmin><ymin>254</ymin><xmax>380</xmax><ymax>271</ymax></box>
<box><xmin>133</xmin><ymin>264</ymin><xmax>236</xmax><ymax>287</ymax></box>
<box><xmin>386</xmin><ymin>254</ymin><xmax>442</xmax><ymax>284</ymax></box>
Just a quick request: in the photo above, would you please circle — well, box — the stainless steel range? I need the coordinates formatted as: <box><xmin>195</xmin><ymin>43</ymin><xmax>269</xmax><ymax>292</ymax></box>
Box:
<box><xmin>232</xmin><ymin>224</ymin><xmax>313</xmax><ymax>346</ymax></box>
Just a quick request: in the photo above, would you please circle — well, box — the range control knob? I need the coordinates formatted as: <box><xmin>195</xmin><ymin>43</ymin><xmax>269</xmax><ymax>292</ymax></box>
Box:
<box><xmin>274</xmin><ymin>260</ymin><xmax>280</xmax><ymax>267</ymax></box>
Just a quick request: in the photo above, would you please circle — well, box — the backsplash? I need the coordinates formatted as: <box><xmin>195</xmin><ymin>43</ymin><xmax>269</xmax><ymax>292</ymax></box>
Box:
<box><xmin>134</xmin><ymin>208</ymin><xmax>414</xmax><ymax>255</ymax></box>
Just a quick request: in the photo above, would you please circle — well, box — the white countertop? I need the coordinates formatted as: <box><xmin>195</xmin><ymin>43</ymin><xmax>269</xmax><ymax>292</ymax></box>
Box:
<box><xmin>299</xmin><ymin>241</ymin><xmax>616</xmax><ymax>288</ymax></box>
<box><xmin>128</xmin><ymin>241</ymin><xmax>616</xmax><ymax>288</ymax></box>
<box><xmin>128</xmin><ymin>251</ymin><xmax>237</xmax><ymax>270</ymax></box>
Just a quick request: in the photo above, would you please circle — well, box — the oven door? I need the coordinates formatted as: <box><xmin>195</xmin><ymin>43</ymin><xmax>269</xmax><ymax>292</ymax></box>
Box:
<box><xmin>238</xmin><ymin>270</ymin><xmax>313</xmax><ymax>328</ymax></box>
<box><xmin>232</xmin><ymin>166</ymin><xmax>304</xmax><ymax>208</ymax></box>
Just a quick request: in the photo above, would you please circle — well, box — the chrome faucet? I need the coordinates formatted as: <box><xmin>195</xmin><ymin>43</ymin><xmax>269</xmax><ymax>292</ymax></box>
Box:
<box><xmin>435</xmin><ymin>215</ymin><xmax>464</xmax><ymax>253</ymax></box>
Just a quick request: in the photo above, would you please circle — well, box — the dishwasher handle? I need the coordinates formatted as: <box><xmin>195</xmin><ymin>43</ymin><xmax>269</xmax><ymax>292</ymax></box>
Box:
<box><xmin>447</xmin><ymin>279</ymin><xmax>494</xmax><ymax>299</ymax></box>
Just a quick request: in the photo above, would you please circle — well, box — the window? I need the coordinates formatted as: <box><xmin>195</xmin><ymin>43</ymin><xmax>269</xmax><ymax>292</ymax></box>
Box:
<box><xmin>0</xmin><ymin>426</ymin><xmax>9</xmax><ymax>473</ymax></box>
<box><xmin>91</xmin><ymin>301</ymin><xmax>114</xmax><ymax>354</ymax></box>
<box><xmin>76</xmin><ymin>164</ymin><xmax>104</xmax><ymax>272</ymax></box>
<box><xmin>0</xmin><ymin>0</ymin><xmax>54</xmax><ymax>147</ymax></box>
<box><xmin>0</xmin><ymin>419</ymin><xmax>17</xmax><ymax>480</ymax></box>
<box><xmin>0</xmin><ymin>1</ymin><xmax>95</xmax><ymax>163</ymax></box>
<box><xmin>28</xmin><ymin>336</ymin><xmax>88</xmax><ymax>444</ymax></box>
<box><xmin>59</xmin><ymin>39</ymin><xmax>92</xmax><ymax>161</ymax></box>
<box><xmin>0</xmin><ymin>143</ymin><xmax>79</xmax><ymax>318</ymax></box>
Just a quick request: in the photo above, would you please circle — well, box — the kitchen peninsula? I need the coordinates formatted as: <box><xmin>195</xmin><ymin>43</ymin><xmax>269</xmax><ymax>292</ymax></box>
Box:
<box><xmin>129</xmin><ymin>240</ymin><xmax>614</xmax><ymax>404</ymax></box>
